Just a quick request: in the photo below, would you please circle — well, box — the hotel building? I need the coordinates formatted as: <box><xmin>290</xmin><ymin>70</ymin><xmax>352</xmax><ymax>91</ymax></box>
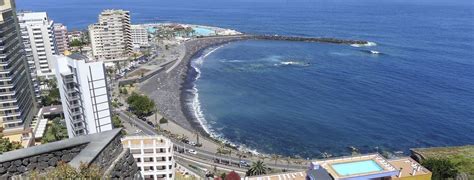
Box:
<box><xmin>88</xmin><ymin>9</ymin><xmax>132</xmax><ymax>62</ymax></box>
<box><xmin>53</xmin><ymin>54</ymin><xmax>113</xmax><ymax>138</ymax></box>
<box><xmin>122</xmin><ymin>136</ymin><xmax>175</xmax><ymax>180</ymax></box>
<box><xmin>17</xmin><ymin>11</ymin><xmax>57</xmax><ymax>78</ymax></box>
<box><xmin>53</xmin><ymin>23</ymin><xmax>69</xmax><ymax>54</ymax></box>
<box><xmin>306</xmin><ymin>153</ymin><xmax>431</xmax><ymax>180</ymax></box>
<box><xmin>0</xmin><ymin>0</ymin><xmax>38</xmax><ymax>147</ymax></box>
<box><xmin>131</xmin><ymin>24</ymin><xmax>149</xmax><ymax>46</ymax></box>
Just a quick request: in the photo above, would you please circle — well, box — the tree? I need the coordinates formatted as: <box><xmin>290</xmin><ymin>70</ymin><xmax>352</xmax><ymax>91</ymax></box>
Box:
<box><xmin>422</xmin><ymin>158</ymin><xmax>459</xmax><ymax>180</ymax></box>
<box><xmin>0</xmin><ymin>135</ymin><xmax>22</xmax><ymax>153</ymax></box>
<box><xmin>271</xmin><ymin>154</ymin><xmax>281</xmax><ymax>166</ymax></box>
<box><xmin>112</xmin><ymin>115</ymin><xmax>123</xmax><ymax>128</ymax></box>
<box><xmin>246</xmin><ymin>160</ymin><xmax>267</xmax><ymax>176</ymax></box>
<box><xmin>159</xmin><ymin>117</ymin><xmax>168</xmax><ymax>124</ymax></box>
<box><xmin>225</xmin><ymin>171</ymin><xmax>241</xmax><ymax>180</ymax></box>
<box><xmin>69</xmin><ymin>39</ymin><xmax>83</xmax><ymax>47</ymax></box>
<box><xmin>42</xmin><ymin>118</ymin><xmax>68</xmax><ymax>144</ymax></box>
<box><xmin>126</xmin><ymin>92</ymin><xmax>156</xmax><ymax>118</ymax></box>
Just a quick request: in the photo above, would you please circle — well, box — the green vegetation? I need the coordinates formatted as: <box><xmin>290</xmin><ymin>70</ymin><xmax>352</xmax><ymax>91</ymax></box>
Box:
<box><xmin>29</xmin><ymin>162</ymin><xmax>101</xmax><ymax>179</ymax></box>
<box><xmin>159</xmin><ymin>117</ymin><xmax>168</xmax><ymax>124</ymax></box>
<box><xmin>422</xmin><ymin>158</ymin><xmax>458</xmax><ymax>180</ymax></box>
<box><xmin>69</xmin><ymin>39</ymin><xmax>85</xmax><ymax>47</ymax></box>
<box><xmin>0</xmin><ymin>135</ymin><xmax>22</xmax><ymax>154</ymax></box>
<box><xmin>126</xmin><ymin>92</ymin><xmax>156</xmax><ymax>118</ymax></box>
<box><xmin>39</xmin><ymin>79</ymin><xmax>61</xmax><ymax>106</ymax></box>
<box><xmin>112</xmin><ymin>115</ymin><xmax>123</xmax><ymax>128</ymax></box>
<box><xmin>42</xmin><ymin>118</ymin><xmax>68</xmax><ymax>144</ymax></box>
<box><xmin>246</xmin><ymin>160</ymin><xmax>267</xmax><ymax>176</ymax></box>
<box><xmin>413</xmin><ymin>145</ymin><xmax>474</xmax><ymax>178</ymax></box>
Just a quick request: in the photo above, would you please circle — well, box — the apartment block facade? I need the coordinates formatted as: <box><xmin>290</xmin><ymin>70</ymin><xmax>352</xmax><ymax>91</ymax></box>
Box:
<box><xmin>17</xmin><ymin>11</ymin><xmax>57</xmax><ymax>78</ymax></box>
<box><xmin>0</xmin><ymin>0</ymin><xmax>38</xmax><ymax>146</ymax></box>
<box><xmin>89</xmin><ymin>9</ymin><xmax>132</xmax><ymax>62</ymax></box>
<box><xmin>131</xmin><ymin>24</ymin><xmax>149</xmax><ymax>46</ymax></box>
<box><xmin>53</xmin><ymin>54</ymin><xmax>112</xmax><ymax>138</ymax></box>
<box><xmin>53</xmin><ymin>23</ymin><xmax>68</xmax><ymax>54</ymax></box>
<box><xmin>122</xmin><ymin>136</ymin><xmax>175</xmax><ymax>180</ymax></box>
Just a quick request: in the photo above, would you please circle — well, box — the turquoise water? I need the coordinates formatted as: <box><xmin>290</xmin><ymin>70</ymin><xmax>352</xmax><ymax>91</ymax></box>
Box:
<box><xmin>193</xmin><ymin>27</ymin><xmax>214</xmax><ymax>36</ymax></box>
<box><xmin>332</xmin><ymin>160</ymin><xmax>383</xmax><ymax>176</ymax></box>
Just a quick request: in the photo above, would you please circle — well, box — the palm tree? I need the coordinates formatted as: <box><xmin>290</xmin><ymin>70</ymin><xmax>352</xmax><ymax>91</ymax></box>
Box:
<box><xmin>271</xmin><ymin>154</ymin><xmax>280</xmax><ymax>166</ymax></box>
<box><xmin>246</xmin><ymin>160</ymin><xmax>267</xmax><ymax>176</ymax></box>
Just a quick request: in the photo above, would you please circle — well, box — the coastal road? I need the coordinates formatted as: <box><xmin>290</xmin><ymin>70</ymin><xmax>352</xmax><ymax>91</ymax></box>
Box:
<box><xmin>116</xmin><ymin>110</ymin><xmax>307</xmax><ymax>171</ymax></box>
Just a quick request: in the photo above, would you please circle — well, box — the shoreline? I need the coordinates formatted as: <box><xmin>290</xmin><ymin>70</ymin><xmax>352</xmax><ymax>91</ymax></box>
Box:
<box><xmin>140</xmin><ymin>34</ymin><xmax>374</xmax><ymax>156</ymax></box>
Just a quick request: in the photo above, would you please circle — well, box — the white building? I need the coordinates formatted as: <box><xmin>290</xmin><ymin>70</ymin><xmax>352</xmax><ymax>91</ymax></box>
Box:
<box><xmin>53</xmin><ymin>23</ymin><xmax>69</xmax><ymax>54</ymax></box>
<box><xmin>89</xmin><ymin>9</ymin><xmax>132</xmax><ymax>62</ymax></box>
<box><xmin>131</xmin><ymin>24</ymin><xmax>149</xmax><ymax>46</ymax></box>
<box><xmin>53</xmin><ymin>54</ymin><xmax>113</xmax><ymax>138</ymax></box>
<box><xmin>122</xmin><ymin>136</ymin><xmax>175</xmax><ymax>180</ymax></box>
<box><xmin>18</xmin><ymin>12</ymin><xmax>57</xmax><ymax>78</ymax></box>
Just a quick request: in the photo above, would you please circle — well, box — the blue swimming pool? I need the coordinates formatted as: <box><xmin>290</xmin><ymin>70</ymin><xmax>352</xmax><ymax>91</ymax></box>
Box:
<box><xmin>193</xmin><ymin>27</ymin><xmax>214</xmax><ymax>36</ymax></box>
<box><xmin>331</xmin><ymin>160</ymin><xmax>383</xmax><ymax>176</ymax></box>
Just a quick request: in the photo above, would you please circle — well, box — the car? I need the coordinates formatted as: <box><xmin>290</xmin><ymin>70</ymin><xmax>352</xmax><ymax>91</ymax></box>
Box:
<box><xmin>188</xmin><ymin>149</ymin><xmax>197</xmax><ymax>155</ymax></box>
<box><xmin>189</xmin><ymin>141</ymin><xmax>197</xmax><ymax>146</ymax></box>
<box><xmin>146</xmin><ymin>121</ymin><xmax>155</xmax><ymax>127</ymax></box>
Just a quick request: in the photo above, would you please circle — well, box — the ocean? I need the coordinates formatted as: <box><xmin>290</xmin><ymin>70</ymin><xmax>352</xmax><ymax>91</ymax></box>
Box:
<box><xmin>18</xmin><ymin>0</ymin><xmax>474</xmax><ymax>157</ymax></box>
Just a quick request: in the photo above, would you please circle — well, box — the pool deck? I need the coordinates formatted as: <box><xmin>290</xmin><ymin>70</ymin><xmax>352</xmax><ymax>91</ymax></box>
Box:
<box><xmin>312</xmin><ymin>153</ymin><xmax>398</xmax><ymax>179</ymax></box>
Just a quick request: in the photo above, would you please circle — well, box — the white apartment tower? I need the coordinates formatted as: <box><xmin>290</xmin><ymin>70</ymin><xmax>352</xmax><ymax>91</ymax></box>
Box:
<box><xmin>53</xmin><ymin>23</ymin><xmax>69</xmax><ymax>54</ymax></box>
<box><xmin>53</xmin><ymin>54</ymin><xmax>113</xmax><ymax>138</ymax></box>
<box><xmin>89</xmin><ymin>9</ymin><xmax>132</xmax><ymax>62</ymax></box>
<box><xmin>0</xmin><ymin>0</ymin><xmax>38</xmax><ymax>145</ymax></box>
<box><xmin>122</xmin><ymin>136</ymin><xmax>175</xmax><ymax>180</ymax></box>
<box><xmin>17</xmin><ymin>12</ymin><xmax>57</xmax><ymax>78</ymax></box>
<box><xmin>131</xmin><ymin>24</ymin><xmax>149</xmax><ymax>46</ymax></box>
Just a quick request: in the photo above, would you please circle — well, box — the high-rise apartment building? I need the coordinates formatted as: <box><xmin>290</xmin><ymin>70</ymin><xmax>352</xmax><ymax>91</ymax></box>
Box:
<box><xmin>89</xmin><ymin>9</ymin><xmax>132</xmax><ymax>62</ymax></box>
<box><xmin>17</xmin><ymin>12</ymin><xmax>57</xmax><ymax>78</ymax></box>
<box><xmin>131</xmin><ymin>24</ymin><xmax>149</xmax><ymax>46</ymax></box>
<box><xmin>53</xmin><ymin>54</ymin><xmax>113</xmax><ymax>138</ymax></box>
<box><xmin>122</xmin><ymin>136</ymin><xmax>175</xmax><ymax>180</ymax></box>
<box><xmin>0</xmin><ymin>0</ymin><xmax>38</xmax><ymax>147</ymax></box>
<box><xmin>53</xmin><ymin>23</ymin><xmax>69</xmax><ymax>54</ymax></box>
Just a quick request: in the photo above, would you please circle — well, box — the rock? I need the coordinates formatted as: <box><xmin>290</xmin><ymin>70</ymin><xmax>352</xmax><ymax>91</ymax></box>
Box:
<box><xmin>37</xmin><ymin>162</ymin><xmax>49</xmax><ymax>171</ymax></box>
<box><xmin>7</xmin><ymin>166</ymin><xmax>17</xmax><ymax>173</ymax></box>
<box><xmin>22</xmin><ymin>159</ymin><xmax>29</xmax><ymax>166</ymax></box>
<box><xmin>48</xmin><ymin>157</ymin><xmax>58</xmax><ymax>166</ymax></box>
<box><xmin>127</xmin><ymin>157</ymin><xmax>134</xmax><ymax>165</ymax></box>
<box><xmin>0</xmin><ymin>167</ymin><xmax>6</xmax><ymax>174</ymax></box>
<box><xmin>26</xmin><ymin>163</ymin><xmax>37</xmax><ymax>171</ymax></box>
<box><xmin>29</xmin><ymin>156</ymin><xmax>38</xmax><ymax>163</ymax></box>
<box><xmin>2</xmin><ymin>162</ymin><xmax>10</xmax><ymax>168</ymax></box>
<box><xmin>13</xmin><ymin>160</ymin><xmax>22</xmax><ymax>166</ymax></box>
<box><xmin>61</xmin><ymin>154</ymin><xmax>73</xmax><ymax>162</ymax></box>
<box><xmin>53</xmin><ymin>151</ymin><xmax>63</xmax><ymax>156</ymax></box>
<box><xmin>17</xmin><ymin>166</ymin><xmax>26</xmax><ymax>173</ymax></box>
<box><xmin>39</xmin><ymin>155</ymin><xmax>49</xmax><ymax>162</ymax></box>
<box><xmin>71</xmin><ymin>147</ymin><xmax>81</xmax><ymax>153</ymax></box>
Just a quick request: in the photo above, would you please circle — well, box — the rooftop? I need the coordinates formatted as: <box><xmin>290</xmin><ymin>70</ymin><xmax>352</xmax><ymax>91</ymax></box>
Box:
<box><xmin>388</xmin><ymin>157</ymin><xmax>431</xmax><ymax>178</ymax></box>
<box><xmin>310</xmin><ymin>153</ymin><xmax>398</xmax><ymax>179</ymax></box>
<box><xmin>246</xmin><ymin>171</ymin><xmax>306</xmax><ymax>180</ymax></box>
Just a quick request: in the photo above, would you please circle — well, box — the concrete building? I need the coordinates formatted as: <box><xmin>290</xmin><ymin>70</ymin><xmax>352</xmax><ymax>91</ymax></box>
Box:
<box><xmin>89</xmin><ymin>9</ymin><xmax>132</xmax><ymax>62</ymax></box>
<box><xmin>131</xmin><ymin>24</ymin><xmax>149</xmax><ymax>46</ymax></box>
<box><xmin>0</xmin><ymin>0</ymin><xmax>38</xmax><ymax>147</ymax></box>
<box><xmin>17</xmin><ymin>11</ymin><xmax>57</xmax><ymax>78</ymax></box>
<box><xmin>53</xmin><ymin>23</ymin><xmax>69</xmax><ymax>54</ymax></box>
<box><xmin>67</xmin><ymin>30</ymin><xmax>83</xmax><ymax>42</ymax></box>
<box><xmin>122</xmin><ymin>136</ymin><xmax>175</xmax><ymax>180</ymax></box>
<box><xmin>53</xmin><ymin>54</ymin><xmax>113</xmax><ymax>138</ymax></box>
<box><xmin>306</xmin><ymin>153</ymin><xmax>431</xmax><ymax>180</ymax></box>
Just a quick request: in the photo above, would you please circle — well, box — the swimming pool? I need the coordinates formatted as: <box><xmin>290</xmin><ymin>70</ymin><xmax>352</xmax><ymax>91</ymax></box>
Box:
<box><xmin>193</xmin><ymin>27</ymin><xmax>215</xmax><ymax>36</ymax></box>
<box><xmin>331</xmin><ymin>160</ymin><xmax>383</xmax><ymax>176</ymax></box>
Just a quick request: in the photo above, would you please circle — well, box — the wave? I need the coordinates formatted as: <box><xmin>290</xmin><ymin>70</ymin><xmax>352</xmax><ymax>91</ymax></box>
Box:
<box><xmin>219</xmin><ymin>59</ymin><xmax>245</xmax><ymax>63</ymax></box>
<box><xmin>275</xmin><ymin>60</ymin><xmax>311</xmax><ymax>67</ymax></box>
<box><xmin>188</xmin><ymin>45</ymin><xmax>263</xmax><ymax>156</ymax></box>
<box><xmin>351</xmin><ymin>41</ymin><xmax>377</xmax><ymax>47</ymax></box>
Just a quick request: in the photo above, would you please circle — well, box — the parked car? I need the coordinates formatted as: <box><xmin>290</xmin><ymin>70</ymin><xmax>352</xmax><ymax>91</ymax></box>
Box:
<box><xmin>188</xmin><ymin>149</ymin><xmax>197</xmax><ymax>155</ymax></box>
<box><xmin>146</xmin><ymin>121</ymin><xmax>155</xmax><ymax>127</ymax></box>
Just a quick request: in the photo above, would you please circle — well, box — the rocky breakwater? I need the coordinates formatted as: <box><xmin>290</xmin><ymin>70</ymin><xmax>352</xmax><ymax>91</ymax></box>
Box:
<box><xmin>254</xmin><ymin>35</ymin><xmax>370</xmax><ymax>45</ymax></box>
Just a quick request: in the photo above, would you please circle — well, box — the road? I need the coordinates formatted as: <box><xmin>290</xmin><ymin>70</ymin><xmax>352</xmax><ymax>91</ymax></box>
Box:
<box><xmin>116</xmin><ymin>110</ymin><xmax>307</xmax><ymax>172</ymax></box>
